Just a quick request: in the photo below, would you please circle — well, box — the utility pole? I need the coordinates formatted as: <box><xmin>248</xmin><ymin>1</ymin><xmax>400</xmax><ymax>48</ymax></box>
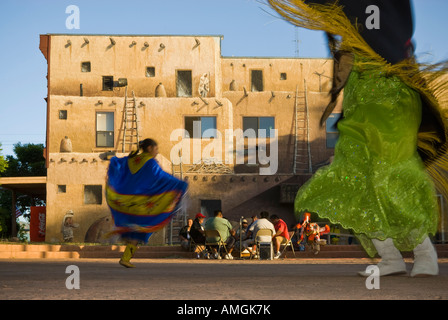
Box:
<box><xmin>294</xmin><ymin>26</ymin><xmax>300</xmax><ymax>57</ymax></box>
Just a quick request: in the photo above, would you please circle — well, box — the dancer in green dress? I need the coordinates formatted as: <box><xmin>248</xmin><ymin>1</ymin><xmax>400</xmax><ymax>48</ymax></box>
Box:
<box><xmin>268</xmin><ymin>0</ymin><xmax>448</xmax><ymax>276</ymax></box>
<box><xmin>296</xmin><ymin>64</ymin><xmax>439</xmax><ymax>259</ymax></box>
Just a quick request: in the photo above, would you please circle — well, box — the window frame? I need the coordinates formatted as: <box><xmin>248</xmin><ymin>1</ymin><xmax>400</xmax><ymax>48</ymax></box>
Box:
<box><xmin>146</xmin><ymin>66</ymin><xmax>155</xmax><ymax>78</ymax></box>
<box><xmin>59</xmin><ymin>110</ymin><xmax>68</xmax><ymax>120</ymax></box>
<box><xmin>57</xmin><ymin>185</ymin><xmax>67</xmax><ymax>194</ymax></box>
<box><xmin>102</xmin><ymin>76</ymin><xmax>114</xmax><ymax>91</ymax></box>
<box><xmin>176</xmin><ymin>70</ymin><xmax>193</xmax><ymax>97</ymax></box>
<box><xmin>250</xmin><ymin>69</ymin><xmax>264</xmax><ymax>92</ymax></box>
<box><xmin>96</xmin><ymin>111</ymin><xmax>115</xmax><ymax>148</ymax></box>
<box><xmin>242</xmin><ymin>116</ymin><xmax>275</xmax><ymax>138</ymax></box>
<box><xmin>81</xmin><ymin>61</ymin><xmax>91</xmax><ymax>73</ymax></box>
<box><xmin>84</xmin><ymin>185</ymin><xmax>103</xmax><ymax>205</ymax></box>
<box><xmin>184</xmin><ymin>116</ymin><xmax>218</xmax><ymax>138</ymax></box>
<box><xmin>326</xmin><ymin>113</ymin><xmax>342</xmax><ymax>149</ymax></box>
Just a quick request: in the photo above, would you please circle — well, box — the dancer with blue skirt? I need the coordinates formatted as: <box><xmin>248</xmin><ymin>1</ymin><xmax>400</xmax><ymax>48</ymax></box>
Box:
<box><xmin>106</xmin><ymin>139</ymin><xmax>188</xmax><ymax>268</ymax></box>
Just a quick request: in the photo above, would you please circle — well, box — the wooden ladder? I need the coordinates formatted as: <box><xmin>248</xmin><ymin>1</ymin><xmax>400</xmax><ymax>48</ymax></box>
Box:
<box><xmin>122</xmin><ymin>87</ymin><xmax>140</xmax><ymax>153</ymax></box>
<box><xmin>167</xmin><ymin>156</ymin><xmax>187</xmax><ymax>245</ymax></box>
<box><xmin>293</xmin><ymin>80</ymin><xmax>312</xmax><ymax>174</ymax></box>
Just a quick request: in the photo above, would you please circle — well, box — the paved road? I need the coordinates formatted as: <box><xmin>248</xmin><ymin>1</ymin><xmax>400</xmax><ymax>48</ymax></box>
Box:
<box><xmin>0</xmin><ymin>258</ymin><xmax>447</xmax><ymax>301</ymax></box>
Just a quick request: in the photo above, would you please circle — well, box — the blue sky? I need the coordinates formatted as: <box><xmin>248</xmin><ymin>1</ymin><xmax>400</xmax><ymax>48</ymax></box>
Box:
<box><xmin>0</xmin><ymin>0</ymin><xmax>447</xmax><ymax>157</ymax></box>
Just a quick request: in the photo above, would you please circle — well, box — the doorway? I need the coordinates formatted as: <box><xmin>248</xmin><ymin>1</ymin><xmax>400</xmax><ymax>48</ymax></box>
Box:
<box><xmin>200</xmin><ymin>200</ymin><xmax>222</xmax><ymax>218</ymax></box>
<box><xmin>176</xmin><ymin>70</ymin><xmax>192</xmax><ymax>97</ymax></box>
<box><xmin>251</xmin><ymin>70</ymin><xmax>263</xmax><ymax>92</ymax></box>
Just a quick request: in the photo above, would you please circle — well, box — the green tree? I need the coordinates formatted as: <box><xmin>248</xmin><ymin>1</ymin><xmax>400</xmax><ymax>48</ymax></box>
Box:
<box><xmin>0</xmin><ymin>143</ymin><xmax>46</xmax><ymax>239</ymax></box>
<box><xmin>0</xmin><ymin>143</ymin><xmax>8</xmax><ymax>236</ymax></box>
<box><xmin>2</xmin><ymin>142</ymin><xmax>46</xmax><ymax>177</ymax></box>
<box><xmin>0</xmin><ymin>143</ymin><xmax>7</xmax><ymax>174</ymax></box>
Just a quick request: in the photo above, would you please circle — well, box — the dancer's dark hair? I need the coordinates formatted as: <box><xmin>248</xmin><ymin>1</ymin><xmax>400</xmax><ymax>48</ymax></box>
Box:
<box><xmin>128</xmin><ymin>138</ymin><xmax>158</xmax><ymax>158</ymax></box>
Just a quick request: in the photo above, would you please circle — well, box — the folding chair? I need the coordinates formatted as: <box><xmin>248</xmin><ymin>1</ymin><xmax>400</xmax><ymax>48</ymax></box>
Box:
<box><xmin>251</xmin><ymin>229</ymin><xmax>273</xmax><ymax>260</ymax></box>
<box><xmin>280</xmin><ymin>231</ymin><xmax>296</xmax><ymax>258</ymax></box>
<box><xmin>204</xmin><ymin>229</ymin><xmax>229</xmax><ymax>258</ymax></box>
<box><xmin>189</xmin><ymin>237</ymin><xmax>206</xmax><ymax>258</ymax></box>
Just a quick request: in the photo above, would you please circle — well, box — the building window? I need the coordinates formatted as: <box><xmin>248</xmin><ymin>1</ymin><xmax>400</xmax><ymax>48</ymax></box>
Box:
<box><xmin>81</xmin><ymin>62</ymin><xmax>91</xmax><ymax>73</ymax></box>
<box><xmin>84</xmin><ymin>185</ymin><xmax>102</xmax><ymax>205</ymax></box>
<box><xmin>251</xmin><ymin>70</ymin><xmax>264</xmax><ymax>92</ymax></box>
<box><xmin>146</xmin><ymin>67</ymin><xmax>155</xmax><ymax>77</ymax></box>
<box><xmin>243</xmin><ymin>117</ymin><xmax>275</xmax><ymax>138</ymax></box>
<box><xmin>176</xmin><ymin>70</ymin><xmax>192</xmax><ymax>97</ymax></box>
<box><xmin>280</xmin><ymin>72</ymin><xmax>287</xmax><ymax>80</ymax></box>
<box><xmin>185</xmin><ymin>116</ymin><xmax>217</xmax><ymax>138</ymax></box>
<box><xmin>57</xmin><ymin>185</ymin><xmax>66</xmax><ymax>193</ymax></box>
<box><xmin>96</xmin><ymin>112</ymin><xmax>114</xmax><ymax>147</ymax></box>
<box><xmin>59</xmin><ymin>110</ymin><xmax>67</xmax><ymax>120</ymax></box>
<box><xmin>326</xmin><ymin>113</ymin><xmax>342</xmax><ymax>148</ymax></box>
<box><xmin>102</xmin><ymin>76</ymin><xmax>114</xmax><ymax>91</ymax></box>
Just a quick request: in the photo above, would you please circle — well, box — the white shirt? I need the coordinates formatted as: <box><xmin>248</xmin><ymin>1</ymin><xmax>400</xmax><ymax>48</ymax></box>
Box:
<box><xmin>250</xmin><ymin>218</ymin><xmax>275</xmax><ymax>243</ymax></box>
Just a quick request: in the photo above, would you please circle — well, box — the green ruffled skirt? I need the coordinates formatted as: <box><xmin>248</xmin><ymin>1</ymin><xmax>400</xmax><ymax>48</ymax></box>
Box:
<box><xmin>295</xmin><ymin>69</ymin><xmax>439</xmax><ymax>257</ymax></box>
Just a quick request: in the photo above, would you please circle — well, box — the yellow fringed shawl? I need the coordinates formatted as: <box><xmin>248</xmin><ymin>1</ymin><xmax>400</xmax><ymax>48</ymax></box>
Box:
<box><xmin>267</xmin><ymin>0</ymin><xmax>448</xmax><ymax>200</ymax></box>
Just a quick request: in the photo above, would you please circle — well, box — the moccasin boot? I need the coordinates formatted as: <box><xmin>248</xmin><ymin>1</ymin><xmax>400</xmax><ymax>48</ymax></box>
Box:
<box><xmin>411</xmin><ymin>237</ymin><xmax>439</xmax><ymax>277</ymax></box>
<box><xmin>119</xmin><ymin>243</ymin><xmax>137</xmax><ymax>268</ymax></box>
<box><xmin>359</xmin><ymin>238</ymin><xmax>407</xmax><ymax>276</ymax></box>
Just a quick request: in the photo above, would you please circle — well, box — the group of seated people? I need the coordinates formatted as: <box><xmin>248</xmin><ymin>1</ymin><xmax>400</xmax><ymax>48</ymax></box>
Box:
<box><xmin>179</xmin><ymin>210</ymin><xmax>291</xmax><ymax>260</ymax></box>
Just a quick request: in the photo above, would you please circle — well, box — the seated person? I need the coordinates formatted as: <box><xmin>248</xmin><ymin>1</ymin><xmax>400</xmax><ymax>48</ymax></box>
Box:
<box><xmin>270</xmin><ymin>214</ymin><xmax>290</xmax><ymax>259</ymax></box>
<box><xmin>190</xmin><ymin>213</ymin><xmax>206</xmax><ymax>245</ymax></box>
<box><xmin>234</xmin><ymin>218</ymin><xmax>249</xmax><ymax>252</ymax></box>
<box><xmin>204</xmin><ymin>210</ymin><xmax>236</xmax><ymax>259</ymax></box>
<box><xmin>179</xmin><ymin>218</ymin><xmax>193</xmax><ymax>251</ymax></box>
<box><xmin>236</xmin><ymin>218</ymin><xmax>249</xmax><ymax>240</ymax></box>
<box><xmin>248</xmin><ymin>211</ymin><xmax>276</xmax><ymax>256</ymax></box>
<box><xmin>242</xmin><ymin>215</ymin><xmax>258</xmax><ymax>250</ymax></box>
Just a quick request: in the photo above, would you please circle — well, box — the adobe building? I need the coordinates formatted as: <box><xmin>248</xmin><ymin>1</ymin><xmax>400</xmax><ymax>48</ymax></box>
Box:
<box><xmin>30</xmin><ymin>34</ymin><xmax>446</xmax><ymax>244</ymax></box>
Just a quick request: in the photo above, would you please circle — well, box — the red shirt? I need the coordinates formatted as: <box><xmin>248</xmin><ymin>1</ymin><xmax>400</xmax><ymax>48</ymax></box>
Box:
<box><xmin>274</xmin><ymin>219</ymin><xmax>290</xmax><ymax>240</ymax></box>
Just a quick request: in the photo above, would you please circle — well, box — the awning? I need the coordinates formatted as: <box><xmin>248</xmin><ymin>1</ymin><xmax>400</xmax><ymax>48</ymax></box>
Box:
<box><xmin>0</xmin><ymin>176</ymin><xmax>46</xmax><ymax>200</ymax></box>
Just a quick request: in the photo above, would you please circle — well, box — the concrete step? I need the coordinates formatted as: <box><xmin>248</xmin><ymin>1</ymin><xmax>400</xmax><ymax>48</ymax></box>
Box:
<box><xmin>0</xmin><ymin>251</ymin><xmax>81</xmax><ymax>259</ymax></box>
<box><xmin>0</xmin><ymin>244</ymin><xmax>447</xmax><ymax>260</ymax></box>
<box><xmin>282</xmin><ymin>250</ymin><xmax>370</xmax><ymax>259</ymax></box>
<box><xmin>0</xmin><ymin>244</ymin><xmax>193</xmax><ymax>259</ymax></box>
<box><xmin>282</xmin><ymin>244</ymin><xmax>448</xmax><ymax>259</ymax></box>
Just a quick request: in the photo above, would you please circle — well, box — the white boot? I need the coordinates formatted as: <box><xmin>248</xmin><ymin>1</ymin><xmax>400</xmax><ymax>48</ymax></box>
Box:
<box><xmin>410</xmin><ymin>237</ymin><xmax>439</xmax><ymax>277</ymax></box>
<box><xmin>359</xmin><ymin>238</ymin><xmax>407</xmax><ymax>277</ymax></box>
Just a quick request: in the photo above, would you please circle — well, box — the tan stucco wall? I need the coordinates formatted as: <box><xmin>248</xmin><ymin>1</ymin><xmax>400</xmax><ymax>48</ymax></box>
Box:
<box><xmin>45</xmin><ymin>150</ymin><xmax>298</xmax><ymax>243</ymax></box>
<box><xmin>48</xmin><ymin>95</ymin><xmax>234</xmax><ymax>160</ymax></box>
<box><xmin>45</xmin><ymin>152</ymin><xmax>172</xmax><ymax>244</ymax></box>
<box><xmin>46</xmin><ymin>153</ymin><xmax>111</xmax><ymax>242</ymax></box>
<box><xmin>42</xmin><ymin>34</ymin><xmax>346</xmax><ymax>243</ymax></box>
<box><xmin>221</xmin><ymin>57</ymin><xmax>333</xmax><ymax>93</ymax></box>
<box><xmin>48</xmin><ymin>91</ymin><xmax>341</xmax><ymax>175</ymax></box>
<box><xmin>47</xmin><ymin>35</ymin><xmax>223</xmax><ymax>98</ymax></box>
